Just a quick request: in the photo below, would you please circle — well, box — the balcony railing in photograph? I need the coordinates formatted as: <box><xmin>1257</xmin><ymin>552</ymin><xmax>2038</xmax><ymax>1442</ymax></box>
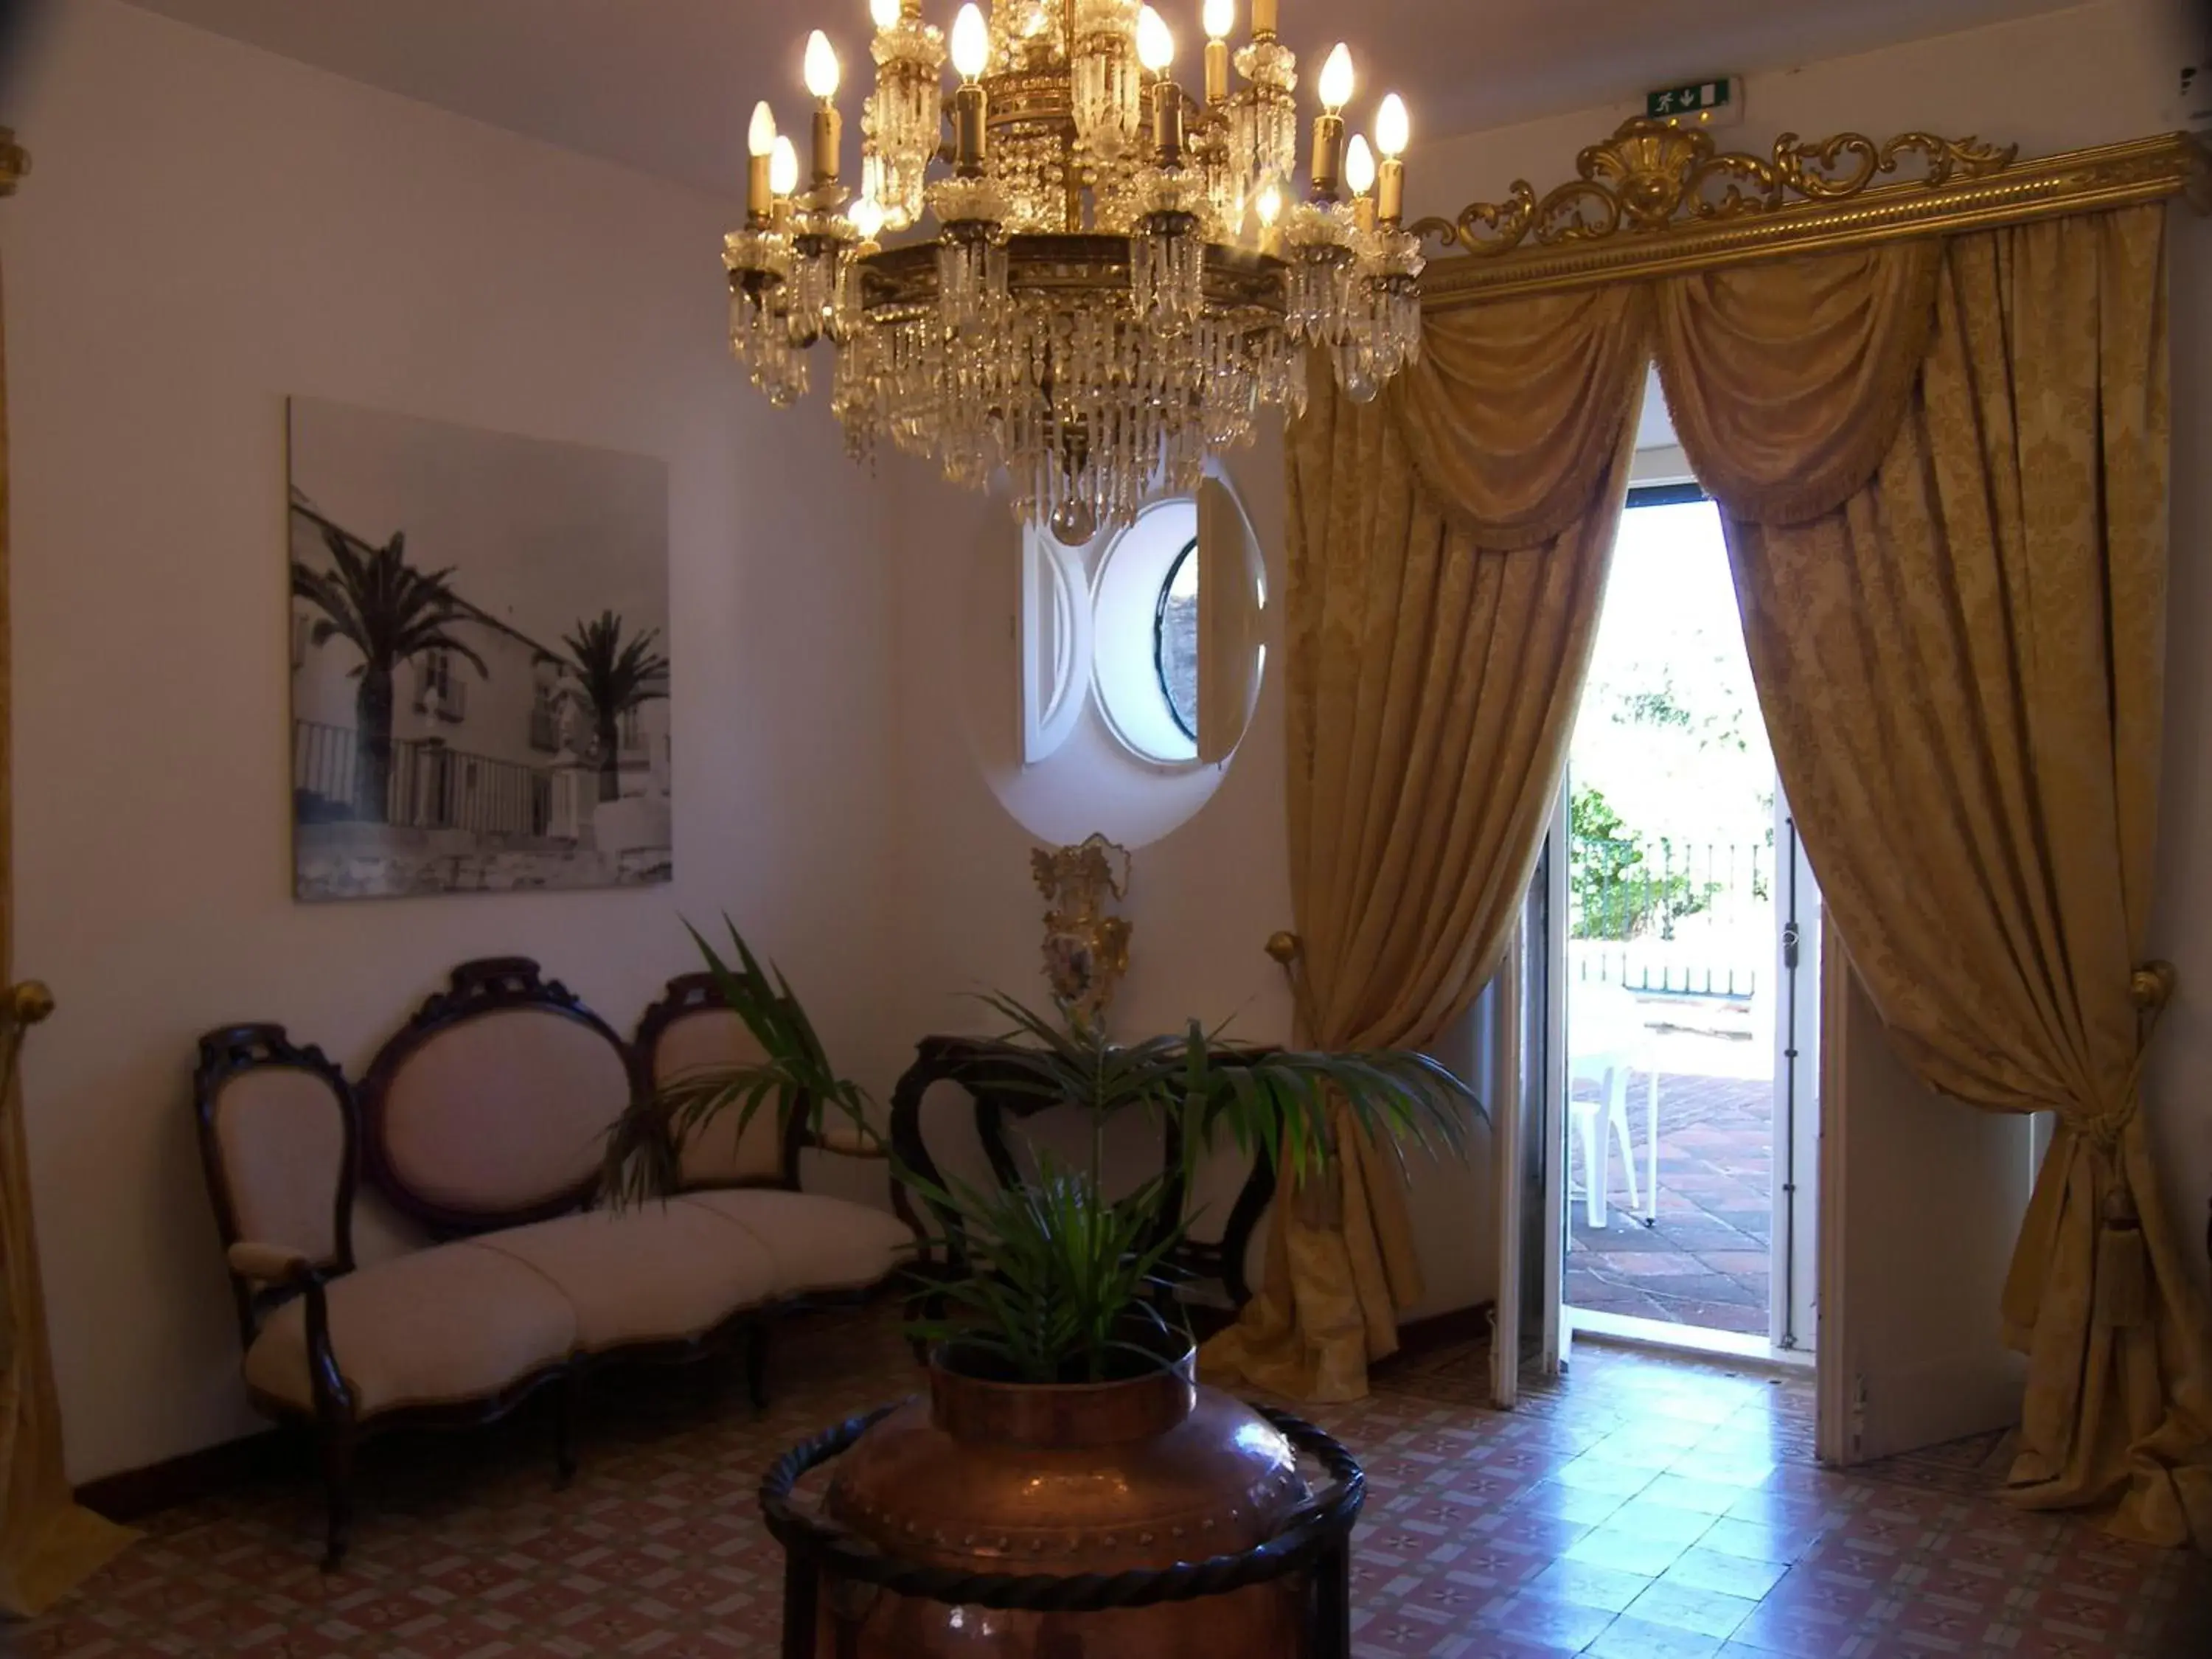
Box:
<box><xmin>293</xmin><ymin>720</ymin><xmax>554</xmax><ymax>839</ymax></box>
<box><xmin>1568</xmin><ymin>834</ymin><xmax>1770</xmax><ymax>1001</ymax></box>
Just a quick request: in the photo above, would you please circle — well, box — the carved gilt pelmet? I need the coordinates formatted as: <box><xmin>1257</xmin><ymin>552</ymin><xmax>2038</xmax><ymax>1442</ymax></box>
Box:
<box><xmin>1415</xmin><ymin>118</ymin><xmax>2209</xmax><ymax>309</ymax></box>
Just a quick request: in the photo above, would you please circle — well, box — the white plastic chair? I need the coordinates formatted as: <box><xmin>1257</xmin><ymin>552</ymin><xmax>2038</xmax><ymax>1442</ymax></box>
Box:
<box><xmin>1568</xmin><ymin>1048</ymin><xmax>1638</xmax><ymax>1226</ymax></box>
<box><xmin>1568</xmin><ymin>984</ymin><xmax>1652</xmax><ymax>1228</ymax></box>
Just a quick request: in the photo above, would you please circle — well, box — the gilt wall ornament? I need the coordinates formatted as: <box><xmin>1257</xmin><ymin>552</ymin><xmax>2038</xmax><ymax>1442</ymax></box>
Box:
<box><xmin>1033</xmin><ymin>834</ymin><xmax>1133</xmax><ymax>1033</ymax></box>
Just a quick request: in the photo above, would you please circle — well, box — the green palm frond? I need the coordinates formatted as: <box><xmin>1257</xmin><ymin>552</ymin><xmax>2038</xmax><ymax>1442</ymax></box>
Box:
<box><xmin>600</xmin><ymin>922</ymin><xmax>1484</xmax><ymax>1384</ymax></box>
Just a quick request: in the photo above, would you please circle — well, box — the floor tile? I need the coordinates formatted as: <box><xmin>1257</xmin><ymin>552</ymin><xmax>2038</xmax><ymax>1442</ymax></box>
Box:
<box><xmin>1523</xmin><ymin>1557</ymin><xmax>1655</xmax><ymax>1613</ymax></box>
<box><xmin>1725</xmin><ymin>1601</ymin><xmax>1859</xmax><ymax>1658</ymax></box>
<box><xmin>1555</xmin><ymin>1456</ymin><xmax>1660</xmax><ymax>1498</ymax></box>
<box><xmin>1583</xmin><ymin>1611</ymin><xmax>1729</xmax><ymax>1658</ymax></box>
<box><xmin>1605</xmin><ymin>1500</ymin><xmax>1722</xmax><ymax>1547</ymax></box>
<box><xmin>1624</xmin><ymin>1579</ymin><xmax>1760</xmax><ymax>1639</ymax></box>
<box><xmin>1696</xmin><ymin>1517</ymin><xmax>1822</xmax><ymax>1566</ymax></box>
<box><xmin>1565</xmin><ymin>1523</ymin><xmax>1699</xmax><ymax>1577</ymax></box>
<box><xmin>1659</xmin><ymin>1545</ymin><xmax>1790</xmax><ymax>1601</ymax></box>
<box><xmin>1482</xmin><ymin>1590</ymin><xmax>1619</xmax><ymax>1650</ymax></box>
<box><xmin>1644</xmin><ymin>1474</ymin><xmax>1754</xmax><ymax>1515</ymax></box>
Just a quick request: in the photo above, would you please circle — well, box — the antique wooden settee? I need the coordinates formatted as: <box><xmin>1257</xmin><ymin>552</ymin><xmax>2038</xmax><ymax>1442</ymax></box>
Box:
<box><xmin>192</xmin><ymin>957</ymin><xmax>912</xmax><ymax>1568</ymax></box>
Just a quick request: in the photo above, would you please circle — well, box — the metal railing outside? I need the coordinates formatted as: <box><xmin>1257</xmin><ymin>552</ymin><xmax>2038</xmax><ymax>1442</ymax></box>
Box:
<box><xmin>1567</xmin><ymin>833</ymin><xmax>1770</xmax><ymax>1000</ymax></box>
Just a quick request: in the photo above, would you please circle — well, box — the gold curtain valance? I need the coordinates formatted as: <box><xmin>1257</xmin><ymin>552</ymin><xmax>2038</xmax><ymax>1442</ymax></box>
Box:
<box><xmin>1654</xmin><ymin>240</ymin><xmax>1941</xmax><ymax>526</ymax></box>
<box><xmin>1383</xmin><ymin>285</ymin><xmax>1649</xmax><ymax>550</ymax></box>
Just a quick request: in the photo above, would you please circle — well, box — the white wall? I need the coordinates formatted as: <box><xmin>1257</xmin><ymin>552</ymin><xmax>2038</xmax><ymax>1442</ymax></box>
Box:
<box><xmin>2</xmin><ymin>0</ymin><xmax>900</xmax><ymax>1484</ymax></box>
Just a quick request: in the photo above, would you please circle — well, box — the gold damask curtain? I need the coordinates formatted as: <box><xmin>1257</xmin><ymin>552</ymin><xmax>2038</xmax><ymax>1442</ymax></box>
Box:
<box><xmin>1660</xmin><ymin>205</ymin><xmax>2212</xmax><ymax>1548</ymax></box>
<box><xmin>1203</xmin><ymin>289</ymin><xmax>1646</xmax><ymax>1400</ymax></box>
<box><xmin>0</xmin><ymin>245</ymin><xmax>136</xmax><ymax>1614</ymax></box>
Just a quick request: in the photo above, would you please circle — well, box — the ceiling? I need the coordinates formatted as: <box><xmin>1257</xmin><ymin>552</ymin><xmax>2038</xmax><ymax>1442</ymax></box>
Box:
<box><xmin>122</xmin><ymin>0</ymin><xmax>2081</xmax><ymax>201</ymax></box>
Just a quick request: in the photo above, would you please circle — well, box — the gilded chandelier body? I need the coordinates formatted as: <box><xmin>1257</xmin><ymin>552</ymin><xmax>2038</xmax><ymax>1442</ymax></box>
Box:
<box><xmin>725</xmin><ymin>1</ymin><xmax>1422</xmax><ymax>544</ymax></box>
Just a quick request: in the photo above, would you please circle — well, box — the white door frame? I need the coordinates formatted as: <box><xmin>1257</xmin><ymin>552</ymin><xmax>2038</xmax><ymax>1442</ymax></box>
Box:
<box><xmin>1489</xmin><ymin>913</ymin><xmax>1526</xmax><ymax>1410</ymax></box>
<box><xmin>1772</xmin><ymin>802</ymin><xmax>1821</xmax><ymax>1356</ymax></box>
<box><xmin>1540</xmin><ymin>788</ymin><xmax>1571</xmax><ymax>1380</ymax></box>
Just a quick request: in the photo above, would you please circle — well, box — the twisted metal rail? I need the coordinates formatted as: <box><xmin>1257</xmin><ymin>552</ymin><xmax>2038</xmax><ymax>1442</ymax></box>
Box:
<box><xmin>759</xmin><ymin>1402</ymin><xmax>1364</xmax><ymax>1657</ymax></box>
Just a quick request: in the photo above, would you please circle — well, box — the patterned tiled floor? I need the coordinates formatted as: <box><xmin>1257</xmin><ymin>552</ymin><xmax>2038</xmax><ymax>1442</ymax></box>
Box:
<box><xmin>1568</xmin><ymin>1072</ymin><xmax>1775</xmax><ymax>1337</ymax></box>
<box><xmin>21</xmin><ymin>1308</ymin><xmax>2209</xmax><ymax>1657</ymax></box>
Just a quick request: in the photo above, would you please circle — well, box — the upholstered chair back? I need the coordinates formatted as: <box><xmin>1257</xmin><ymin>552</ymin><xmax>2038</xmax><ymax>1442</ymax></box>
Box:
<box><xmin>636</xmin><ymin>974</ymin><xmax>791</xmax><ymax>1189</ymax></box>
<box><xmin>194</xmin><ymin>1026</ymin><xmax>361</xmax><ymax>1349</ymax></box>
<box><xmin>361</xmin><ymin>959</ymin><xmax>637</xmax><ymax>1232</ymax></box>
<box><xmin>197</xmin><ymin>1027</ymin><xmax>356</xmax><ymax>1270</ymax></box>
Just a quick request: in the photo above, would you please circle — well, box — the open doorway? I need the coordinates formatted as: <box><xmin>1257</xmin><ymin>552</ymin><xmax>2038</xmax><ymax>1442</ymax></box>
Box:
<box><xmin>1551</xmin><ymin>451</ymin><xmax>1820</xmax><ymax>1366</ymax></box>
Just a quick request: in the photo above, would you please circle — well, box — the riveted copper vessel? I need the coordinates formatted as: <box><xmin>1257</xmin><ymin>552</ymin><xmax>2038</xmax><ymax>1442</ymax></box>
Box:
<box><xmin>819</xmin><ymin>1340</ymin><xmax>1310</xmax><ymax>1657</ymax></box>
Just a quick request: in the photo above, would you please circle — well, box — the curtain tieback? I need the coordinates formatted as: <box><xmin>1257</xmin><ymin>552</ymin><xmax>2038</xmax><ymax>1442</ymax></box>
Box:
<box><xmin>2056</xmin><ymin>961</ymin><xmax>2177</xmax><ymax>1330</ymax></box>
<box><xmin>2055</xmin><ymin>960</ymin><xmax>2177</xmax><ymax>1151</ymax></box>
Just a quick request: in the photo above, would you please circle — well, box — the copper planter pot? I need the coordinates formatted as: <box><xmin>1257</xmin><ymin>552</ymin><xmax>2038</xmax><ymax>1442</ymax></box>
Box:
<box><xmin>819</xmin><ymin>1342</ymin><xmax>1311</xmax><ymax>1658</ymax></box>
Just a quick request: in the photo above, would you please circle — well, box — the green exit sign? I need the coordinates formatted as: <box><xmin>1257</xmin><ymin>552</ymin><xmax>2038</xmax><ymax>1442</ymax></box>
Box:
<box><xmin>1646</xmin><ymin>77</ymin><xmax>1739</xmax><ymax>122</ymax></box>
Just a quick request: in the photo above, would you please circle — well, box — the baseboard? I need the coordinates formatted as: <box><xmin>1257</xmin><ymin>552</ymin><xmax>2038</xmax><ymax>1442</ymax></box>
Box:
<box><xmin>75</xmin><ymin>1427</ymin><xmax>292</xmax><ymax>1524</ymax></box>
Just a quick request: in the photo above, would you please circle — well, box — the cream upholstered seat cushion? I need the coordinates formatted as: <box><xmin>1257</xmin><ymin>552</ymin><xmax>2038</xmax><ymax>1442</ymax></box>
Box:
<box><xmin>470</xmin><ymin>1203</ymin><xmax>779</xmax><ymax>1353</ymax></box>
<box><xmin>681</xmin><ymin>1189</ymin><xmax>914</xmax><ymax>1297</ymax></box>
<box><xmin>243</xmin><ymin>1242</ymin><xmax>577</xmax><ymax>1417</ymax></box>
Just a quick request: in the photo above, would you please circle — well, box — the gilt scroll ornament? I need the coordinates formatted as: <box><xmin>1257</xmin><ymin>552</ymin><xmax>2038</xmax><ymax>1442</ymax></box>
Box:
<box><xmin>1033</xmin><ymin>834</ymin><xmax>1133</xmax><ymax>1034</ymax></box>
<box><xmin>1411</xmin><ymin>119</ymin><xmax>2018</xmax><ymax>259</ymax></box>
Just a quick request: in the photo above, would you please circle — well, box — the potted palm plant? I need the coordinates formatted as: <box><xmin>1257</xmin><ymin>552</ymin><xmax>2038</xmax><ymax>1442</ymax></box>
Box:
<box><xmin>605</xmin><ymin>922</ymin><xmax>1482</xmax><ymax>1658</ymax></box>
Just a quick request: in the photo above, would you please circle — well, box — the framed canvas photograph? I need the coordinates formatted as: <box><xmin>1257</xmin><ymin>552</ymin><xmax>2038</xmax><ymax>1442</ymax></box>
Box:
<box><xmin>287</xmin><ymin>397</ymin><xmax>672</xmax><ymax>900</ymax></box>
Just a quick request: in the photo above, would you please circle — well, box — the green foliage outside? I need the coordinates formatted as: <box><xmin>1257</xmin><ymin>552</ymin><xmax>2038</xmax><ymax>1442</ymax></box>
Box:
<box><xmin>1569</xmin><ymin>785</ymin><xmax>1728</xmax><ymax>943</ymax></box>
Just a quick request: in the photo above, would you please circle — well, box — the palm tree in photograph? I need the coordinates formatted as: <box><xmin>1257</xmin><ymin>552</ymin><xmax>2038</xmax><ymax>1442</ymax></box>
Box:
<box><xmin>563</xmin><ymin>611</ymin><xmax>670</xmax><ymax>803</ymax></box>
<box><xmin>290</xmin><ymin>495</ymin><xmax>487</xmax><ymax>821</ymax></box>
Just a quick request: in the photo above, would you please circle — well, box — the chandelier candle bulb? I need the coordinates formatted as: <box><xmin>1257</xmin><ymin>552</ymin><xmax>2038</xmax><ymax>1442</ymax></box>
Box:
<box><xmin>1153</xmin><ymin>83</ymin><xmax>1186</xmax><ymax>168</ymax></box>
<box><xmin>804</xmin><ymin>31</ymin><xmax>842</xmax><ymax>189</ymax></box>
<box><xmin>1312</xmin><ymin>42</ymin><xmax>1353</xmax><ymax>198</ymax></box>
<box><xmin>1312</xmin><ymin>113</ymin><xmax>1344</xmax><ymax>198</ymax></box>
<box><xmin>1136</xmin><ymin>8</ymin><xmax>1181</xmax><ymax>166</ymax></box>
<box><xmin>1374</xmin><ymin>91</ymin><xmax>1408</xmax><ymax>223</ymax></box>
<box><xmin>950</xmin><ymin>2</ymin><xmax>990</xmax><ymax>174</ymax></box>
<box><xmin>869</xmin><ymin>0</ymin><xmax>900</xmax><ymax>27</ymax></box>
<box><xmin>1203</xmin><ymin>0</ymin><xmax>1233</xmax><ymax>102</ymax></box>
<box><xmin>1256</xmin><ymin>176</ymin><xmax>1284</xmax><ymax>255</ymax></box>
<box><xmin>1346</xmin><ymin>133</ymin><xmax>1376</xmax><ymax>230</ymax></box>
<box><xmin>849</xmin><ymin>192</ymin><xmax>885</xmax><ymax>248</ymax></box>
<box><xmin>747</xmin><ymin>100</ymin><xmax>778</xmax><ymax>223</ymax></box>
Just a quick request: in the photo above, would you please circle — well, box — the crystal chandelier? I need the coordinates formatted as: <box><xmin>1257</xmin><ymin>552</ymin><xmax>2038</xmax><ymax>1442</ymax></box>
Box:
<box><xmin>726</xmin><ymin>1</ymin><xmax>1423</xmax><ymax>545</ymax></box>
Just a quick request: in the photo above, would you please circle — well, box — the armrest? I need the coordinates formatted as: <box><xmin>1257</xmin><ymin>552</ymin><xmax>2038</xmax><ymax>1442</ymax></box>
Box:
<box><xmin>807</xmin><ymin>1122</ymin><xmax>888</xmax><ymax>1160</ymax></box>
<box><xmin>227</xmin><ymin>1242</ymin><xmax>355</xmax><ymax>1422</ymax></box>
<box><xmin>228</xmin><ymin>1241</ymin><xmax>315</xmax><ymax>1284</ymax></box>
